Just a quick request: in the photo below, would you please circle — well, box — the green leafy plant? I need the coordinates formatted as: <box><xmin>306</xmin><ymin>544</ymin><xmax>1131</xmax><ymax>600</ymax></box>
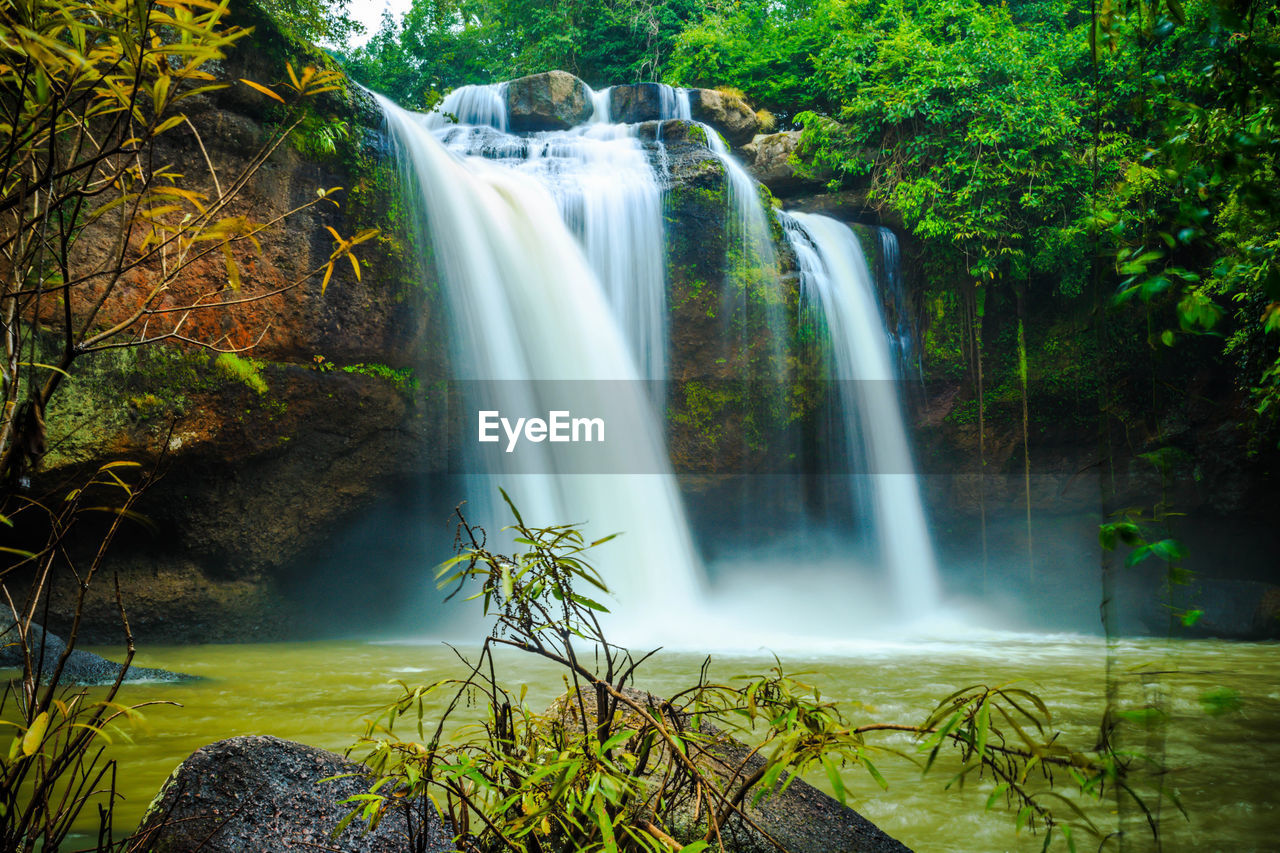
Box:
<box><xmin>340</xmin><ymin>362</ymin><xmax>419</xmax><ymax>391</ymax></box>
<box><xmin>0</xmin><ymin>0</ymin><xmax>378</xmax><ymax>482</ymax></box>
<box><xmin>0</xmin><ymin>462</ymin><xmax>173</xmax><ymax>851</ymax></box>
<box><xmin>214</xmin><ymin>353</ymin><xmax>269</xmax><ymax>395</ymax></box>
<box><xmin>0</xmin><ymin>2</ymin><xmax>378</xmax><ymax>848</ymax></box>
<box><xmin>343</xmin><ymin>495</ymin><xmax>1160</xmax><ymax>852</ymax></box>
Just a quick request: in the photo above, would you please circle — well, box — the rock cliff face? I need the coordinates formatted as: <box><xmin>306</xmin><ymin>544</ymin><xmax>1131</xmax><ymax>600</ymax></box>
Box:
<box><xmin>29</xmin><ymin>48</ymin><xmax>800</xmax><ymax>642</ymax></box>
<box><xmin>28</xmin><ymin>5</ymin><xmax>447</xmax><ymax>643</ymax></box>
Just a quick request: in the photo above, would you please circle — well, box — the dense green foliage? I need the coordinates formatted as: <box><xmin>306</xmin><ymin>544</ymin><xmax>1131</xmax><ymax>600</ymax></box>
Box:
<box><xmin>795</xmin><ymin>0</ymin><xmax>1089</xmax><ymax>285</ymax></box>
<box><xmin>341</xmin><ymin>0</ymin><xmax>705</xmax><ymax>108</ymax></box>
<box><xmin>664</xmin><ymin>0</ymin><xmax>847</xmax><ymax>118</ymax></box>
<box><xmin>678</xmin><ymin>0</ymin><xmax>1277</xmax><ymax>448</ymax></box>
<box><xmin>329</xmin><ymin>0</ymin><xmax>1278</xmax><ymax>446</ymax></box>
<box><xmin>257</xmin><ymin>0</ymin><xmax>365</xmax><ymax>47</ymax></box>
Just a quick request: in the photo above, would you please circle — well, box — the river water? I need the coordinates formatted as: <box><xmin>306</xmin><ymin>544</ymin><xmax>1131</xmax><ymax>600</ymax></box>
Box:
<box><xmin>77</xmin><ymin>634</ymin><xmax>1279</xmax><ymax>851</ymax></box>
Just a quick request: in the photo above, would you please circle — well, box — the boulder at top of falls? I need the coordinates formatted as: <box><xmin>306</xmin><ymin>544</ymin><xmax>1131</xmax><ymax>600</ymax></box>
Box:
<box><xmin>609</xmin><ymin>83</ymin><xmax>670</xmax><ymax>123</ymax></box>
<box><xmin>742</xmin><ymin>130</ymin><xmax>832</xmax><ymax>196</ymax></box>
<box><xmin>0</xmin><ymin>622</ymin><xmax>192</xmax><ymax>684</ymax></box>
<box><xmin>505</xmin><ymin>70</ymin><xmax>594</xmax><ymax>131</ymax></box>
<box><xmin>134</xmin><ymin>735</ymin><xmax>452</xmax><ymax>852</ymax></box>
<box><xmin>687</xmin><ymin>87</ymin><xmax>761</xmax><ymax>147</ymax></box>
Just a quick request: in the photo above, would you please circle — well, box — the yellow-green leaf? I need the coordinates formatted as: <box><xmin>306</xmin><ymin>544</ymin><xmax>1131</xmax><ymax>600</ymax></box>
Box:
<box><xmin>239</xmin><ymin>78</ymin><xmax>284</xmax><ymax>104</ymax></box>
<box><xmin>222</xmin><ymin>242</ymin><xmax>241</xmax><ymax>289</ymax></box>
<box><xmin>153</xmin><ymin>74</ymin><xmax>170</xmax><ymax>110</ymax></box>
<box><xmin>22</xmin><ymin>712</ymin><xmax>49</xmax><ymax>756</ymax></box>
<box><xmin>151</xmin><ymin>114</ymin><xmax>185</xmax><ymax>136</ymax></box>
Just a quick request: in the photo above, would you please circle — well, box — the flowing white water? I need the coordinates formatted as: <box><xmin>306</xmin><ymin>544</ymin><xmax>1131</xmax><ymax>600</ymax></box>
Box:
<box><xmin>425</xmin><ymin>83</ymin><xmax>508</xmax><ymax>132</ymax></box>
<box><xmin>431</xmin><ymin>97</ymin><xmax>669</xmax><ymax>383</ymax></box>
<box><xmin>660</xmin><ymin>85</ymin><xmax>691</xmax><ymax>120</ymax></box>
<box><xmin>682</xmin><ymin>106</ymin><xmax>784</xmax><ymax>380</ymax></box>
<box><xmin>782</xmin><ymin>211</ymin><xmax>942</xmax><ymax>614</ymax></box>
<box><xmin>589</xmin><ymin>85</ymin><xmax>612</xmax><ymax>123</ymax></box>
<box><xmin>875</xmin><ymin>227</ymin><xmax>922</xmax><ymax>381</ymax></box>
<box><xmin>377</xmin><ymin>93</ymin><xmax>702</xmax><ymax>639</ymax></box>
<box><xmin>697</xmin><ymin>122</ymin><xmax>777</xmax><ymax>287</ymax></box>
<box><xmin>379</xmin><ymin>79</ymin><xmax>942</xmax><ymax>632</ymax></box>
<box><xmin>655</xmin><ymin>85</ymin><xmax>774</xmax><ymax>285</ymax></box>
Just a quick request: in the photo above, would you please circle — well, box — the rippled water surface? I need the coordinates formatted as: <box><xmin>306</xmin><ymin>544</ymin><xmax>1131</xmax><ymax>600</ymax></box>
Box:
<box><xmin>75</xmin><ymin>635</ymin><xmax>1280</xmax><ymax>851</ymax></box>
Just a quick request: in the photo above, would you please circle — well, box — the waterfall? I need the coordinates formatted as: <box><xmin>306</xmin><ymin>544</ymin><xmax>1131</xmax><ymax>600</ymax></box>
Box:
<box><xmin>590</xmin><ymin>85</ymin><xmax>612</xmax><ymax>123</ymax></box>
<box><xmin>429</xmin><ymin>95</ymin><xmax>668</xmax><ymax>383</ymax></box>
<box><xmin>374</xmin><ymin>77</ymin><xmax>943</xmax><ymax>639</ymax></box>
<box><xmin>376</xmin><ymin>93</ymin><xmax>703</xmax><ymax>637</ymax></box>
<box><xmin>874</xmin><ymin>227</ymin><xmax>921</xmax><ymax>381</ymax></box>
<box><xmin>782</xmin><ymin>211</ymin><xmax>942</xmax><ymax>615</ymax></box>
<box><xmin>695</xmin><ymin>123</ymin><xmax>777</xmax><ymax>295</ymax></box>
<box><xmin>681</xmin><ymin>107</ymin><xmax>784</xmax><ymax>386</ymax></box>
<box><xmin>660</xmin><ymin>85</ymin><xmax>691</xmax><ymax>121</ymax></box>
<box><xmin>658</xmin><ymin>85</ymin><xmax>774</xmax><ymax>290</ymax></box>
<box><xmin>425</xmin><ymin>83</ymin><xmax>508</xmax><ymax>132</ymax></box>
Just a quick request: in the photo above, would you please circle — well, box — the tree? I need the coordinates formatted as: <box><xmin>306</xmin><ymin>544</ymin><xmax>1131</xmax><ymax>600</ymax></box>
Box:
<box><xmin>667</xmin><ymin>0</ymin><xmax>853</xmax><ymax>120</ymax></box>
<box><xmin>257</xmin><ymin>0</ymin><xmax>365</xmax><ymax>47</ymax></box>
<box><xmin>0</xmin><ymin>0</ymin><xmax>375</xmax><ymax>483</ymax></box>
<box><xmin>0</xmin><ymin>0</ymin><xmax>373</xmax><ymax>846</ymax></box>
<box><xmin>1090</xmin><ymin>0</ymin><xmax>1280</xmax><ymax>442</ymax></box>
<box><xmin>343</xmin><ymin>0</ymin><xmax>706</xmax><ymax>106</ymax></box>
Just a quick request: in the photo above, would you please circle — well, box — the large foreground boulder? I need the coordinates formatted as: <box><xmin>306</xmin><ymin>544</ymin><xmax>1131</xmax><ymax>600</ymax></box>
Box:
<box><xmin>506</xmin><ymin>70</ymin><xmax>594</xmax><ymax>131</ymax></box>
<box><xmin>134</xmin><ymin>735</ymin><xmax>451</xmax><ymax>852</ymax></box>
<box><xmin>0</xmin><ymin>622</ymin><xmax>191</xmax><ymax>684</ymax></box>
<box><xmin>556</xmin><ymin>688</ymin><xmax>913</xmax><ymax>853</ymax></box>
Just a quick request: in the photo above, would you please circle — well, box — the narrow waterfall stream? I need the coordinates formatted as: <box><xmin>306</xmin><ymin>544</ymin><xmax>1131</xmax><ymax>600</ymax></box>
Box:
<box><xmin>783</xmin><ymin>212</ymin><xmax>943</xmax><ymax>614</ymax></box>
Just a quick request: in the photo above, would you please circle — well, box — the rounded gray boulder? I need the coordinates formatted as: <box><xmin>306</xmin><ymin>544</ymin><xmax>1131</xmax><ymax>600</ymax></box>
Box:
<box><xmin>134</xmin><ymin>735</ymin><xmax>451</xmax><ymax>852</ymax></box>
<box><xmin>505</xmin><ymin>70</ymin><xmax>594</xmax><ymax>131</ymax></box>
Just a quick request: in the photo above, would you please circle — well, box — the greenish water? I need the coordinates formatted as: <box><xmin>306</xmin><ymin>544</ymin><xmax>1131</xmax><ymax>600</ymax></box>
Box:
<box><xmin>65</xmin><ymin>635</ymin><xmax>1280</xmax><ymax>851</ymax></box>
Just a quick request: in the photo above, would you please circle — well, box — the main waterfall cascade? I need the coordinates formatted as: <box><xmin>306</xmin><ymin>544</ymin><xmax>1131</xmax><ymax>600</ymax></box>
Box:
<box><xmin>377</xmin><ymin>93</ymin><xmax>702</xmax><ymax>642</ymax></box>
<box><xmin>377</xmin><ymin>82</ymin><xmax>943</xmax><ymax>639</ymax></box>
<box><xmin>428</xmin><ymin>87</ymin><xmax>669</xmax><ymax>383</ymax></box>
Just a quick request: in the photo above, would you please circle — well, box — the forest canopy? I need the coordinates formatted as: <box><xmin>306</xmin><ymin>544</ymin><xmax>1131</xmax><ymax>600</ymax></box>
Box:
<box><xmin>331</xmin><ymin>0</ymin><xmax>1278</xmax><ymax>447</ymax></box>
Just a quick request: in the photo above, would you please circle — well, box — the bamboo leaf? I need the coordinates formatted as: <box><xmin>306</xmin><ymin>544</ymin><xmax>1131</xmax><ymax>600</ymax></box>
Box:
<box><xmin>22</xmin><ymin>712</ymin><xmax>48</xmax><ymax>756</ymax></box>
<box><xmin>222</xmin><ymin>242</ymin><xmax>240</xmax><ymax>289</ymax></box>
<box><xmin>862</xmin><ymin>756</ymin><xmax>889</xmax><ymax>791</ymax></box>
<box><xmin>239</xmin><ymin>78</ymin><xmax>284</xmax><ymax>103</ymax></box>
<box><xmin>151</xmin><ymin>114</ymin><xmax>185</xmax><ymax>135</ymax></box>
<box><xmin>985</xmin><ymin>781</ymin><xmax>1010</xmax><ymax>810</ymax></box>
<box><xmin>821</xmin><ymin>754</ymin><xmax>847</xmax><ymax>803</ymax></box>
